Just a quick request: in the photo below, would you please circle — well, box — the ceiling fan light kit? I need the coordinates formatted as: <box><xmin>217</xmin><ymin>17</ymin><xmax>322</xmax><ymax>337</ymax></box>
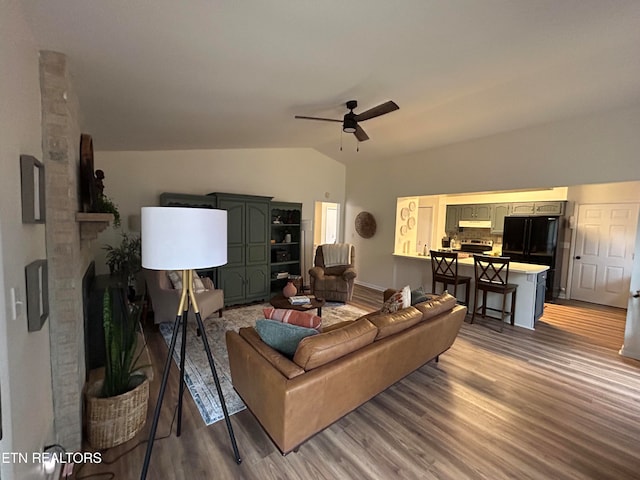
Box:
<box><xmin>295</xmin><ymin>99</ymin><xmax>399</xmax><ymax>142</ymax></box>
<box><xmin>343</xmin><ymin>117</ymin><xmax>357</xmax><ymax>133</ymax></box>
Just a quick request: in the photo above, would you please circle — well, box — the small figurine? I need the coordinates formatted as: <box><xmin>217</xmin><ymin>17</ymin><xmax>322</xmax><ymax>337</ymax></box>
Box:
<box><xmin>95</xmin><ymin>169</ymin><xmax>105</xmax><ymax>197</ymax></box>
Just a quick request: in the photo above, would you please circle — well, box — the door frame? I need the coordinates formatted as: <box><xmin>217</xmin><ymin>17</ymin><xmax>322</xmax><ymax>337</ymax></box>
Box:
<box><xmin>566</xmin><ymin>201</ymin><xmax>640</xmax><ymax>305</ymax></box>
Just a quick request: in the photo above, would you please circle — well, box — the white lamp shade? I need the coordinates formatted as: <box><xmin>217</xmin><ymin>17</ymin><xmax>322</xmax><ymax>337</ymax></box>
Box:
<box><xmin>141</xmin><ymin>207</ymin><xmax>227</xmax><ymax>270</ymax></box>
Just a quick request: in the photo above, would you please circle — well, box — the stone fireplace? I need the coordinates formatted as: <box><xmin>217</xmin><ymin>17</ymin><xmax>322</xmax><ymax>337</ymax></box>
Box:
<box><xmin>40</xmin><ymin>50</ymin><xmax>98</xmax><ymax>450</ymax></box>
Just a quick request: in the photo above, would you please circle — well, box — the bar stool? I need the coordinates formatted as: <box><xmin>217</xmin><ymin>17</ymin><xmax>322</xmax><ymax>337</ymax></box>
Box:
<box><xmin>471</xmin><ymin>255</ymin><xmax>517</xmax><ymax>332</ymax></box>
<box><xmin>430</xmin><ymin>250</ymin><xmax>471</xmax><ymax>306</ymax></box>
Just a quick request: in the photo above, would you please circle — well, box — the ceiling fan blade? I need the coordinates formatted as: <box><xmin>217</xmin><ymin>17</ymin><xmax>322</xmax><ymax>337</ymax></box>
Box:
<box><xmin>354</xmin><ymin>101</ymin><xmax>399</xmax><ymax>122</ymax></box>
<box><xmin>354</xmin><ymin>124</ymin><xmax>370</xmax><ymax>142</ymax></box>
<box><xmin>294</xmin><ymin>115</ymin><xmax>342</xmax><ymax>123</ymax></box>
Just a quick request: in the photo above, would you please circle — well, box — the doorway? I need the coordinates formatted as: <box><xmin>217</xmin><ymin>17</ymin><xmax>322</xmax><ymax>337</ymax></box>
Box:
<box><xmin>314</xmin><ymin>201</ymin><xmax>340</xmax><ymax>245</ymax></box>
<box><xmin>569</xmin><ymin>203</ymin><xmax>640</xmax><ymax>308</ymax></box>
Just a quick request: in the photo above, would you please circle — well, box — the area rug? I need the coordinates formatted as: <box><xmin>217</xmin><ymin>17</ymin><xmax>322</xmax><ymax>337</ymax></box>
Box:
<box><xmin>159</xmin><ymin>302</ymin><xmax>369</xmax><ymax>425</ymax></box>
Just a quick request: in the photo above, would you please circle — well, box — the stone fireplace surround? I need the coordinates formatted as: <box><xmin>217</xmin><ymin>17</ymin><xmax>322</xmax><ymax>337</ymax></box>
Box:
<box><xmin>40</xmin><ymin>50</ymin><xmax>95</xmax><ymax>451</ymax></box>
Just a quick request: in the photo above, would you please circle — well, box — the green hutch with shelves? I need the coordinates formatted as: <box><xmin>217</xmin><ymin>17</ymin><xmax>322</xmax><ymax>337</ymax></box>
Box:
<box><xmin>159</xmin><ymin>192</ymin><xmax>303</xmax><ymax>304</ymax></box>
<box><xmin>269</xmin><ymin>201</ymin><xmax>302</xmax><ymax>293</ymax></box>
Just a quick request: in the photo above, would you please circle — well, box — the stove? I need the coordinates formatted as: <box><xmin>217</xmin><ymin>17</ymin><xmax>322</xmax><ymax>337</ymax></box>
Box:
<box><xmin>459</xmin><ymin>239</ymin><xmax>493</xmax><ymax>253</ymax></box>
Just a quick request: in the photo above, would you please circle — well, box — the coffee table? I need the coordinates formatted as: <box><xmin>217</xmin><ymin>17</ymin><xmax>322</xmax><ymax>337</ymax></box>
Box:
<box><xmin>269</xmin><ymin>293</ymin><xmax>326</xmax><ymax>317</ymax></box>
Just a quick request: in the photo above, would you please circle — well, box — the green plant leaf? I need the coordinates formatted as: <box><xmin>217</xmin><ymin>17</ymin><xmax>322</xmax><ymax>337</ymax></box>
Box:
<box><xmin>101</xmin><ymin>287</ymin><xmax>146</xmax><ymax>398</ymax></box>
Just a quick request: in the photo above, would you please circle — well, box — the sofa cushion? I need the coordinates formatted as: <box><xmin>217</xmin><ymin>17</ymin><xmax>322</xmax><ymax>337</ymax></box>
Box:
<box><xmin>414</xmin><ymin>292</ymin><xmax>457</xmax><ymax>321</ymax></box>
<box><xmin>321</xmin><ymin>320</ymin><xmax>354</xmax><ymax>333</ymax></box>
<box><xmin>293</xmin><ymin>318</ymin><xmax>377</xmax><ymax>371</ymax></box>
<box><xmin>167</xmin><ymin>270</ymin><xmax>207</xmax><ymax>293</ymax></box>
<box><xmin>363</xmin><ymin>306</ymin><xmax>423</xmax><ymax>340</ymax></box>
<box><xmin>263</xmin><ymin>307</ymin><xmax>322</xmax><ymax>331</ymax></box>
<box><xmin>410</xmin><ymin>286</ymin><xmax>430</xmax><ymax>305</ymax></box>
<box><xmin>400</xmin><ymin>285</ymin><xmax>411</xmax><ymax>308</ymax></box>
<box><xmin>167</xmin><ymin>270</ymin><xmax>182</xmax><ymax>289</ymax></box>
<box><xmin>238</xmin><ymin>327</ymin><xmax>305</xmax><ymax>379</ymax></box>
<box><xmin>381</xmin><ymin>290</ymin><xmax>404</xmax><ymax>313</ymax></box>
<box><xmin>255</xmin><ymin>319</ymin><xmax>318</xmax><ymax>357</ymax></box>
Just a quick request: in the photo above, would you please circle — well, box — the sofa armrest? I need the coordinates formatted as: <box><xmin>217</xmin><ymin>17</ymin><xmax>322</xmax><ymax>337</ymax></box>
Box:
<box><xmin>342</xmin><ymin>267</ymin><xmax>357</xmax><ymax>281</ymax></box>
<box><xmin>309</xmin><ymin>266</ymin><xmax>325</xmax><ymax>279</ymax></box>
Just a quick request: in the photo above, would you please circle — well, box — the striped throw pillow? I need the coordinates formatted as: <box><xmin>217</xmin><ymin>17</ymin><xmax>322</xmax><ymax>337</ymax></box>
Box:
<box><xmin>263</xmin><ymin>308</ymin><xmax>322</xmax><ymax>331</ymax></box>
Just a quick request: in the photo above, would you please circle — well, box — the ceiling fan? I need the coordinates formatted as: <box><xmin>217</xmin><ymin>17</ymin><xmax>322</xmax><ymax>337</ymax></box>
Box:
<box><xmin>295</xmin><ymin>100</ymin><xmax>399</xmax><ymax>142</ymax></box>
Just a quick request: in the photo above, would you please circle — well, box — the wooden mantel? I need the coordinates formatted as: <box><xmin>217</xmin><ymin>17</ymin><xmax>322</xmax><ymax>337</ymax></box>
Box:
<box><xmin>76</xmin><ymin>212</ymin><xmax>114</xmax><ymax>240</ymax></box>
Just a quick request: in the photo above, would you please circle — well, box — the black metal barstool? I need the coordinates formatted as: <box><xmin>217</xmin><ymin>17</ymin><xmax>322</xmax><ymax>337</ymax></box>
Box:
<box><xmin>471</xmin><ymin>255</ymin><xmax>517</xmax><ymax>332</ymax></box>
<box><xmin>430</xmin><ymin>250</ymin><xmax>471</xmax><ymax>306</ymax></box>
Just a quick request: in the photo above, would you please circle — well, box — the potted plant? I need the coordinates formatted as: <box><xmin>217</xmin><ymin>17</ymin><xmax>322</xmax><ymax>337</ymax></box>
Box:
<box><xmin>103</xmin><ymin>233</ymin><xmax>142</xmax><ymax>298</ymax></box>
<box><xmin>85</xmin><ymin>287</ymin><xmax>150</xmax><ymax>449</ymax></box>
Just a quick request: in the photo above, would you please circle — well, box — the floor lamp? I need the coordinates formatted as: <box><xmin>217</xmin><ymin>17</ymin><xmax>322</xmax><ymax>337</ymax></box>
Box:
<box><xmin>139</xmin><ymin>207</ymin><xmax>241</xmax><ymax>480</ymax></box>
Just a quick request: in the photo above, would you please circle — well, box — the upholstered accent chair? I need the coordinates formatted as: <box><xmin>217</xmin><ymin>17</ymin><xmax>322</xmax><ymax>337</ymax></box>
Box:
<box><xmin>144</xmin><ymin>269</ymin><xmax>224</xmax><ymax>324</ymax></box>
<box><xmin>309</xmin><ymin>244</ymin><xmax>357</xmax><ymax>302</ymax></box>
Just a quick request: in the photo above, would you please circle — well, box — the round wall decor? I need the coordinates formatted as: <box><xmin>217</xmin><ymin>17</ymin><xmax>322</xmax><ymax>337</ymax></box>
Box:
<box><xmin>355</xmin><ymin>211</ymin><xmax>377</xmax><ymax>238</ymax></box>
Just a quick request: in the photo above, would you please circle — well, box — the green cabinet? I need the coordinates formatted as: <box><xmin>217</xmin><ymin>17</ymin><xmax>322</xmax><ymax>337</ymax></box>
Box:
<box><xmin>533</xmin><ymin>202</ymin><xmax>565</xmax><ymax>215</ymax></box>
<box><xmin>160</xmin><ymin>192</ymin><xmax>216</xmax><ymax>209</ymax></box>
<box><xmin>445</xmin><ymin>205</ymin><xmax>460</xmax><ymax>234</ymax></box>
<box><xmin>459</xmin><ymin>204</ymin><xmax>492</xmax><ymax>221</ymax></box>
<box><xmin>270</xmin><ymin>202</ymin><xmax>302</xmax><ymax>293</ymax></box>
<box><xmin>510</xmin><ymin>203</ymin><xmax>535</xmax><ymax>215</ymax></box>
<box><xmin>161</xmin><ymin>192</ymin><xmax>304</xmax><ymax>305</ymax></box>
<box><xmin>209</xmin><ymin>193</ymin><xmax>272</xmax><ymax>306</ymax></box>
<box><xmin>491</xmin><ymin>203</ymin><xmax>511</xmax><ymax>234</ymax></box>
<box><xmin>511</xmin><ymin>201</ymin><xmax>565</xmax><ymax>216</ymax></box>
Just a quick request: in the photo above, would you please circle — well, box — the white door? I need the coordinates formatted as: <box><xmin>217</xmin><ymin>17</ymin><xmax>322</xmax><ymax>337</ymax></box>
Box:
<box><xmin>571</xmin><ymin>203</ymin><xmax>639</xmax><ymax>308</ymax></box>
<box><xmin>323</xmin><ymin>203</ymin><xmax>338</xmax><ymax>244</ymax></box>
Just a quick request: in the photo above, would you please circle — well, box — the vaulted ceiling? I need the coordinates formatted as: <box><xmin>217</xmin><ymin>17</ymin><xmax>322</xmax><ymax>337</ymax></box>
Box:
<box><xmin>21</xmin><ymin>0</ymin><xmax>640</xmax><ymax>163</ymax></box>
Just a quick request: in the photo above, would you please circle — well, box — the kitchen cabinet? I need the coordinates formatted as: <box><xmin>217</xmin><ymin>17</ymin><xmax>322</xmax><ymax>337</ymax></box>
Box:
<box><xmin>445</xmin><ymin>205</ymin><xmax>460</xmax><ymax>234</ymax></box>
<box><xmin>510</xmin><ymin>201</ymin><xmax>565</xmax><ymax>216</ymax></box>
<box><xmin>533</xmin><ymin>202</ymin><xmax>565</xmax><ymax>215</ymax></box>
<box><xmin>209</xmin><ymin>193</ymin><xmax>272</xmax><ymax>306</ymax></box>
<box><xmin>459</xmin><ymin>204</ymin><xmax>492</xmax><ymax>221</ymax></box>
<box><xmin>491</xmin><ymin>203</ymin><xmax>511</xmax><ymax>234</ymax></box>
<box><xmin>534</xmin><ymin>270</ymin><xmax>547</xmax><ymax>322</ymax></box>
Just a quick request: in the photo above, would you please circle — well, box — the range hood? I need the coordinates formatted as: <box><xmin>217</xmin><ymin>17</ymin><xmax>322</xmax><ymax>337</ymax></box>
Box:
<box><xmin>459</xmin><ymin>220</ymin><xmax>491</xmax><ymax>228</ymax></box>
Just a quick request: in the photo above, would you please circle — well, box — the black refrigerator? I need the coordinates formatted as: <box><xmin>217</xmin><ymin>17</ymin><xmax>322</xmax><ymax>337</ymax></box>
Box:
<box><xmin>502</xmin><ymin>216</ymin><xmax>563</xmax><ymax>300</ymax></box>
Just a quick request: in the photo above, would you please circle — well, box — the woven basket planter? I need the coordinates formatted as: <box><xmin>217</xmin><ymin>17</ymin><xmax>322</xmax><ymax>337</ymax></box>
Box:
<box><xmin>85</xmin><ymin>377</ymin><xmax>149</xmax><ymax>449</ymax></box>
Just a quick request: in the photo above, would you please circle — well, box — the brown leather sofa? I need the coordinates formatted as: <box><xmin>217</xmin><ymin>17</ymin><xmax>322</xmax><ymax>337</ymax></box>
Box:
<box><xmin>226</xmin><ymin>291</ymin><xmax>466</xmax><ymax>454</ymax></box>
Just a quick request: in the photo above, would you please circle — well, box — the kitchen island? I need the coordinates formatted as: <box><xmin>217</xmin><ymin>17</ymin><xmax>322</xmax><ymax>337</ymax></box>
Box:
<box><xmin>392</xmin><ymin>253</ymin><xmax>549</xmax><ymax>330</ymax></box>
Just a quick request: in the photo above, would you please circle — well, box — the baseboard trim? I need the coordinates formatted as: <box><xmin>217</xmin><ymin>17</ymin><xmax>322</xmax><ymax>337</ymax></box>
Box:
<box><xmin>619</xmin><ymin>345</ymin><xmax>640</xmax><ymax>360</ymax></box>
<box><xmin>354</xmin><ymin>280</ymin><xmax>385</xmax><ymax>292</ymax></box>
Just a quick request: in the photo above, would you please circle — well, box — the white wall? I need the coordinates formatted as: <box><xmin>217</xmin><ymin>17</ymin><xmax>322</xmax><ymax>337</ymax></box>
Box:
<box><xmin>0</xmin><ymin>2</ymin><xmax>55</xmax><ymax>479</ymax></box>
<box><xmin>345</xmin><ymin>104</ymin><xmax>640</xmax><ymax>290</ymax></box>
<box><xmin>93</xmin><ymin>148</ymin><xmax>346</xmax><ymax>273</ymax></box>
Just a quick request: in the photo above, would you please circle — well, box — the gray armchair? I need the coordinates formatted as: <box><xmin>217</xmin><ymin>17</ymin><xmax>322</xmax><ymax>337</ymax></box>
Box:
<box><xmin>144</xmin><ymin>269</ymin><xmax>224</xmax><ymax>324</ymax></box>
<box><xmin>309</xmin><ymin>244</ymin><xmax>357</xmax><ymax>302</ymax></box>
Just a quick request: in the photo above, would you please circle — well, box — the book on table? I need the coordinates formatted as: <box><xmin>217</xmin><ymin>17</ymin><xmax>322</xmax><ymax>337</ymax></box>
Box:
<box><xmin>288</xmin><ymin>295</ymin><xmax>310</xmax><ymax>305</ymax></box>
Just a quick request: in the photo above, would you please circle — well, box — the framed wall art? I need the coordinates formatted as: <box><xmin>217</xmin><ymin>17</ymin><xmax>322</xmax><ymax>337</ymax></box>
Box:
<box><xmin>25</xmin><ymin>259</ymin><xmax>49</xmax><ymax>332</ymax></box>
<box><xmin>20</xmin><ymin>154</ymin><xmax>46</xmax><ymax>223</ymax></box>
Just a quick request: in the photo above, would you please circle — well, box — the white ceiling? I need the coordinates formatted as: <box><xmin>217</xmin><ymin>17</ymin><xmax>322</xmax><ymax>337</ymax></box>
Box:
<box><xmin>21</xmin><ymin>0</ymin><xmax>640</xmax><ymax>164</ymax></box>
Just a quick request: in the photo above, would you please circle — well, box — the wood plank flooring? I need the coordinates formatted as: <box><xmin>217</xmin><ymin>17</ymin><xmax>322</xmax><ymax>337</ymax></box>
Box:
<box><xmin>74</xmin><ymin>286</ymin><xmax>640</xmax><ymax>480</ymax></box>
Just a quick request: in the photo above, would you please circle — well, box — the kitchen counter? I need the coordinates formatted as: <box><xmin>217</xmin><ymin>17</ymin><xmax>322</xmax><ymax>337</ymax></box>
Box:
<box><xmin>392</xmin><ymin>253</ymin><xmax>549</xmax><ymax>329</ymax></box>
<box><xmin>393</xmin><ymin>253</ymin><xmax>550</xmax><ymax>274</ymax></box>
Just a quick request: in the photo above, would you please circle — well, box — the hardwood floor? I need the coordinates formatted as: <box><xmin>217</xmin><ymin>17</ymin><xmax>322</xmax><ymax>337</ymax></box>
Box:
<box><xmin>74</xmin><ymin>286</ymin><xmax>640</xmax><ymax>479</ymax></box>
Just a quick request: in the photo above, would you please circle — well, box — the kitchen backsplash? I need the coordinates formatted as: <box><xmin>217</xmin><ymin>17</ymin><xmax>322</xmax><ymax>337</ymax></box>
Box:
<box><xmin>453</xmin><ymin>228</ymin><xmax>503</xmax><ymax>247</ymax></box>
